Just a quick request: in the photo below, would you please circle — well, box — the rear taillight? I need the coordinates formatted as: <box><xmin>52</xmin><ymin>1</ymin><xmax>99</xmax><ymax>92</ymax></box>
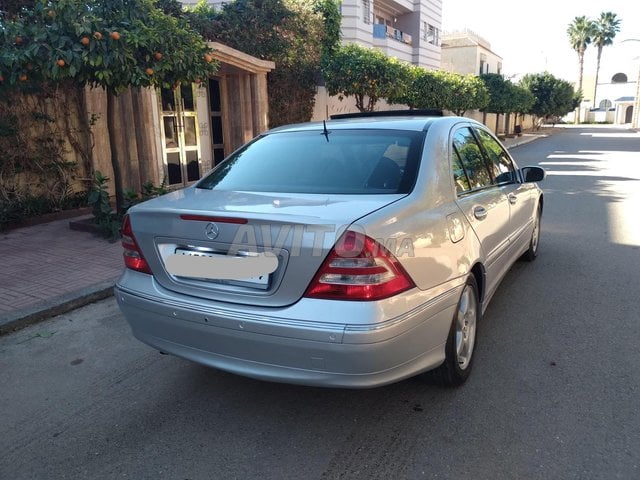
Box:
<box><xmin>304</xmin><ymin>230</ymin><xmax>415</xmax><ymax>301</ymax></box>
<box><xmin>121</xmin><ymin>214</ymin><xmax>152</xmax><ymax>274</ymax></box>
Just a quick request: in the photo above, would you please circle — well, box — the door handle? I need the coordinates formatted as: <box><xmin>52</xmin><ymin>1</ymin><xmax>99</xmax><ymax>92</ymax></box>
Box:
<box><xmin>473</xmin><ymin>206</ymin><xmax>488</xmax><ymax>220</ymax></box>
<box><xmin>508</xmin><ymin>193</ymin><xmax>518</xmax><ymax>205</ymax></box>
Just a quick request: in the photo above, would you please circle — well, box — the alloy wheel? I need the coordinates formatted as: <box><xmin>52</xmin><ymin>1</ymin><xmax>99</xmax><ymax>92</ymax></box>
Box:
<box><xmin>455</xmin><ymin>285</ymin><xmax>477</xmax><ymax>370</ymax></box>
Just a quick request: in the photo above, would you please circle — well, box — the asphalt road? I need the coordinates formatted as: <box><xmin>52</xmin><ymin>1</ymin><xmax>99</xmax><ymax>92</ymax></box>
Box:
<box><xmin>1</xmin><ymin>126</ymin><xmax>639</xmax><ymax>479</ymax></box>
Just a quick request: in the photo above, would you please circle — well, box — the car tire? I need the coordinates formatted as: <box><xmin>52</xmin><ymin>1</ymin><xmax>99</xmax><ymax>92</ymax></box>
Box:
<box><xmin>522</xmin><ymin>206</ymin><xmax>542</xmax><ymax>262</ymax></box>
<box><xmin>428</xmin><ymin>275</ymin><xmax>480</xmax><ymax>387</ymax></box>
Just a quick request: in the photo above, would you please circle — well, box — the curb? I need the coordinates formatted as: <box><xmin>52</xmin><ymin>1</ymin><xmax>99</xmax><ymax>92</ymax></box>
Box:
<box><xmin>0</xmin><ymin>279</ymin><xmax>117</xmax><ymax>336</ymax></box>
<box><xmin>507</xmin><ymin>126</ymin><xmax>561</xmax><ymax>150</ymax></box>
<box><xmin>506</xmin><ymin>134</ymin><xmax>547</xmax><ymax>150</ymax></box>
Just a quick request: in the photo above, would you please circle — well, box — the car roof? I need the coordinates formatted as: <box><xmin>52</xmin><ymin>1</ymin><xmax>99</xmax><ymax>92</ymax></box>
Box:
<box><xmin>268</xmin><ymin>115</ymin><xmax>473</xmax><ymax>134</ymax></box>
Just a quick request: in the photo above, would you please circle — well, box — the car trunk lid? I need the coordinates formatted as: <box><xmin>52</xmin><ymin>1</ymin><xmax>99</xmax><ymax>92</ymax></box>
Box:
<box><xmin>127</xmin><ymin>187</ymin><xmax>405</xmax><ymax>307</ymax></box>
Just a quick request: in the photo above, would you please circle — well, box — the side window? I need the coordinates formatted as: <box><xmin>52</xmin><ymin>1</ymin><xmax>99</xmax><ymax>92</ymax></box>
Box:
<box><xmin>475</xmin><ymin>128</ymin><xmax>516</xmax><ymax>185</ymax></box>
<box><xmin>453</xmin><ymin>128</ymin><xmax>492</xmax><ymax>190</ymax></box>
<box><xmin>451</xmin><ymin>149</ymin><xmax>471</xmax><ymax>194</ymax></box>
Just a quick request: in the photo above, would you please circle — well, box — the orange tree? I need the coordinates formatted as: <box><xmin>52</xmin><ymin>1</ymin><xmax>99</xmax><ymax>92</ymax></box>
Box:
<box><xmin>385</xmin><ymin>67</ymin><xmax>489</xmax><ymax>116</ymax></box>
<box><xmin>520</xmin><ymin>72</ymin><xmax>577</xmax><ymax>128</ymax></box>
<box><xmin>185</xmin><ymin>0</ymin><xmax>341</xmax><ymax>127</ymax></box>
<box><xmin>322</xmin><ymin>44</ymin><xmax>411</xmax><ymax>112</ymax></box>
<box><xmin>388</xmin><ymin>66</ymin><xmax>448</xmax><ymax>110</ymax></box>
<box><xmin>0</xmin><ymin>0</ymin><xmax>218</xmax><ymax>211</ymax></box>
<box><xmin>503</xmin><ymin>84</ymin><xmax>534</xmax><ymax>133</ymax></box>
<box><xmin>480</xmin><ymin>73</ymin><xmax>513</xmax><ymax>134</ymax></box>
<box><xmin>444</xmin><ymin>73</ymin><xmax>489</xmax><ymax>117</ymax></box>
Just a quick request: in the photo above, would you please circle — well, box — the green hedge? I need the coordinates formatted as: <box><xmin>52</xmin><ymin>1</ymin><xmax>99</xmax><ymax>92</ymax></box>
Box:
<box><xmin>0</xmin><ymin>192</ymin><xmax>88</xmax><ymax>231</ymax></box>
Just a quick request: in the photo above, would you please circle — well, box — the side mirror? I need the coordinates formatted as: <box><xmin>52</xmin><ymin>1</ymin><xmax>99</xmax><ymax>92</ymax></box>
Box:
<box><xmin>521</xmin><ymin>166</ymin><xmax>545</xmax><ymax>183</ymax></box>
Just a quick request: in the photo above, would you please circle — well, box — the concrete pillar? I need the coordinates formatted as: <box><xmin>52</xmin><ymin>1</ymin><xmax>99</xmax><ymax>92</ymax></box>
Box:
<box><xmin>219</xmin><ymin>76</ymin><xmax>232</xmax><ymax>157</ymax></box>
<box><xmin>225</xmin><ymin>74</ymin><xmax>254</xmax><ymax>149</ymax></box>
<box><xmin>131</xmin><ymin>88</ymin><xmax>160</xmax><ymax>187</ymax></box>
<box><xmin>240</xmin><ymin>74</ymin><xmax>253</xmax><ymax>143</ymax></box>
<box><xmin>226</xmin><ymin>75</ymin><xmax>245</xmax><ymax>151</ymax></box>
<box><xmin>117</xmin><ymin>90</ymin><xmax>141</xmax><ymax>192</ymax></box>
<box><xmin>250</xmin><ymin>73</ymin><xmax>270</xmax><ymax>135</ymax></box>
<box><xmin>84</xmin><ymin>87</ymin><xmax>114</xmax><ymax>195</ymax></box>
<box><xmin>83</xmin><ymin>86</ymin><xmax>149</xmax><ymax>194</ymax></box>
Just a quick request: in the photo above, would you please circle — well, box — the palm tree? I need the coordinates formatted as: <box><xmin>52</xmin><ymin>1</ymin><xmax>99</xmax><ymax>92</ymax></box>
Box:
<box><xmin>592</xmin><ymin>12</ymin><xmax>621</xmax><ymax>107</ymax></box>
<box><xmin>567</xmin><ymin>16</ymin><xmax>596</xmax><ymax>95</ymax></box>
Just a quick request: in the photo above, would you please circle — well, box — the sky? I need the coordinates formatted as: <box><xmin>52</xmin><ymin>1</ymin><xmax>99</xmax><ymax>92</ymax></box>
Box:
<box><xmin>441</xmin><ymin>0</ymin><xmax>640</xmax><ymax>85</ymax></box>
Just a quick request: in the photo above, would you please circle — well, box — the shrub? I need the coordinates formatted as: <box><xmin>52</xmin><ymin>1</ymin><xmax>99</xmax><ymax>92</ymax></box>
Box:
<box><xmin>323</xmin><ymin>44</ymin><xmax>411</xmax><ymax>112</ymax></box>
<box><xmin>0</xmin><ymin>192</ymin><xmax>88</xmax><ymax>231</ymax></box>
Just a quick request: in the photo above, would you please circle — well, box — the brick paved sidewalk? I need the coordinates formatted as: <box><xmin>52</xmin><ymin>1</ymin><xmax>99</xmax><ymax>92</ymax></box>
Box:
<box><xmin>0</xmin><ymin>216</ymin><xmax>123</xmax><ymax>332</ymax></box>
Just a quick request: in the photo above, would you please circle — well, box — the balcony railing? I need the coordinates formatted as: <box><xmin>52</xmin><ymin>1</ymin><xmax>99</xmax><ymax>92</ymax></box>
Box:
<box><xmin>373</xmin><ymin>24</ymin><xmax>412</xmax><ymax>45</ymax></box>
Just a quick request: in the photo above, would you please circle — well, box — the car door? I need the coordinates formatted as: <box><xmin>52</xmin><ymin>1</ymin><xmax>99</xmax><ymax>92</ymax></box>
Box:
<box><xmin>474</xmin><ymin>127</ymin><xmax>537</xmax><ymax>251</ymax></box>
<box><xmin>451</xmin><ymin>127</ymin><xmax>512</xmax><ymax>294</ymax></box>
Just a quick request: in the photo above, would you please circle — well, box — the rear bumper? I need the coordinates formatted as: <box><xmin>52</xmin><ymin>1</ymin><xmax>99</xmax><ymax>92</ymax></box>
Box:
<box><xmin>115</xmin><ymin>275</ymin><xmax>460</xmax><ymax>388</ymax></box>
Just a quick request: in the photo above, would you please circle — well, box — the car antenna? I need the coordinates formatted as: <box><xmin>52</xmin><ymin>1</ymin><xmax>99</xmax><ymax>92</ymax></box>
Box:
<box><xmin>322</xmin><ymin>120</ymin><xmax>330</xmax><ymax>142</ymax></box>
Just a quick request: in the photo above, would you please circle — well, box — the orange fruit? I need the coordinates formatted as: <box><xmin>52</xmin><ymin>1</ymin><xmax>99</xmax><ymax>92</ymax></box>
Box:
<box><xmin>110</xmin><ymin>31</ymin><xmax>121</xmax><ymax>41</ymax></box>
<box><xmin>80</xmin><ymin>37</ymin><xmax>90</xmax><ymax>46</ymax></box>
<box><xmin>145</xmin><ymin>68</ymin><xmax>154</xmax><ymax>76</ymax></box>
<box><xmin>203</xmin><ymin>53</ymin><xmax>213</xmax><ymax>63</ymax></box>
<box><xmin>19</xmin><ymin>74</ymin><xmax>27</xmax><ymax>81</ymax></box>
<box><xmin>154</xmin><ymin>52</ymin><xmax>162</xmax><ymax>61</ymax></box>
<box><xmin>47</xmin><ymin>9</ymin><xmax>56</xmax><ymax>18</ymax></box>
<box><xmin>57</xmin><ymin>59</ymin><xmax>66</xmax><ymax>67</ymax></box>
<box><xmin>93</xmin><ymin>31</ymin><xmax>103</xmax><ymax>40</ymax></box>
<box><xmin>0</xmin><ymin>75</ymin><xmax>4</xmax><ymax>82</ymax></box>
<box><xmin>15</xmin><ymin>36</ymin><xmax>23</xmax><ymax>45</ymax></box>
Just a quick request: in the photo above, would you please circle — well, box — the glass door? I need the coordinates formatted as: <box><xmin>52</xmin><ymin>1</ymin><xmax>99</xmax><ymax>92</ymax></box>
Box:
<box><xmin>159</xmin><ymin>85</ymin><xmax>201</xmax><ymax>186</ymax></box>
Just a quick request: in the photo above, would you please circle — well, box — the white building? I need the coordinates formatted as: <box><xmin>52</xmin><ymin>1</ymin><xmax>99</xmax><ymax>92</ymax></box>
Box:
<box><xmin>340</xmin><ymin>0</ymin><xmax>442</xmax><ymax>69</ymax></box>
<box><xmin>591</xmin><ymin>72</ymin><xmax>636</xmax><ymax>125</ymax></box>
<box><xmin>200</xmin><ymin>0</ymin><xmax>443</xmax><ymax>69</ymax></box>
<box><xmin>193</xmin><ymin>1</ymin><xmax>444</xmax><ymax>119</ymax></box>
<box><xmin>440</xmin><ymin>29</ymin><xmax>502</xmax><ymax>76</ymax></box>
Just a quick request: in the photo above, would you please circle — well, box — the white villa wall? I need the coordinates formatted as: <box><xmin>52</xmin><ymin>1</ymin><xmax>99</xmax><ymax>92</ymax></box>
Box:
<box><xmin>440</xmin><ymin>30</ymin><xmax>503</xmax><ymax>76</ymax></box>
<box><xmin>594</xmin><ymin>81</ymin><xmax>637</xmax><ymax>110</ymax></box>
<box><xmin>441</xmin><ymin>45</ymin><xmax>502</xmax><ymax>76</ymax></box>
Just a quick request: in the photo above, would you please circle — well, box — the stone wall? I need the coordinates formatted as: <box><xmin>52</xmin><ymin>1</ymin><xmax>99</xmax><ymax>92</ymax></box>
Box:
<box><xmin>0</xmin><ymin>84</ymin><xmax>92</xmax><ymax>200</ymax></box>
<box><xmin>83</xmin><ymin>87</ymin><xmax>162</xmax><ymax>196</ymax></box>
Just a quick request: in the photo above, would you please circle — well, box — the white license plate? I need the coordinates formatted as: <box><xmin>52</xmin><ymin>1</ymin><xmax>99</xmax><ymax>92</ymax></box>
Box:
<box><xmin>171</xmin><ymin>248</ymin><xmax>270</xmax><ymax>287</ymax></box>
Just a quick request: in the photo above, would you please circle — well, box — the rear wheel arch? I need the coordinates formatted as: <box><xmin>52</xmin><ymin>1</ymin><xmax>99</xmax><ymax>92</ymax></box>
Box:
<box><xmin>470</xmin><ymin>263</ymin><xmax>485</xmax><ymax>304</ymax></box>
<box><xmin>428</xmin><ymin>273</ymin><xmax>480</xmax><ymax>386</ymax></box>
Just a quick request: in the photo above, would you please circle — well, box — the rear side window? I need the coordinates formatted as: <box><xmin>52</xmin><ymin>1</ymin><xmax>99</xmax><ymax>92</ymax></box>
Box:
<box><xmin>451</xmin><ymin>150</ymin><xmax>471</xmax><ymax>194</ymax></box>
<box><xmin>475</xmin><ymin>128</ymin><xmax>516</xmax><ymax>184</ymax></box>
<box><xmin>197</xmin><ymin>129</ymin><xmax>424</xmax><ymax>194</ymax></box>
<box><xmin>452</xmin><ymin>128</ymin><xmax>492</xmax><ymax>191</ymax></box>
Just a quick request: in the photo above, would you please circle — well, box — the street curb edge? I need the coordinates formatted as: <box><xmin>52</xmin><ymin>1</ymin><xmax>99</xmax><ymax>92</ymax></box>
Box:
<box><xmin>0</xmin><ymin>279</ymin><xmax>116</xmax><ymax>336</ymax></box>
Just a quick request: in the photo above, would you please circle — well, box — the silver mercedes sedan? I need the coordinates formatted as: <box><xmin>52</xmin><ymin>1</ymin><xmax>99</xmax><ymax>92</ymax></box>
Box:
<box><xmin>116</xmin><ymin>114</ymin><xmax>544</xmax><ymax>388</ymax></box>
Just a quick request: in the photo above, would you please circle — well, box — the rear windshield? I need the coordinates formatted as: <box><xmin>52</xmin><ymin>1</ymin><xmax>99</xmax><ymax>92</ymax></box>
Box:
<box><xmin>197</xmin><ymin>129</ymin><xmax>425</xmax><ymax>194</ymax></box>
